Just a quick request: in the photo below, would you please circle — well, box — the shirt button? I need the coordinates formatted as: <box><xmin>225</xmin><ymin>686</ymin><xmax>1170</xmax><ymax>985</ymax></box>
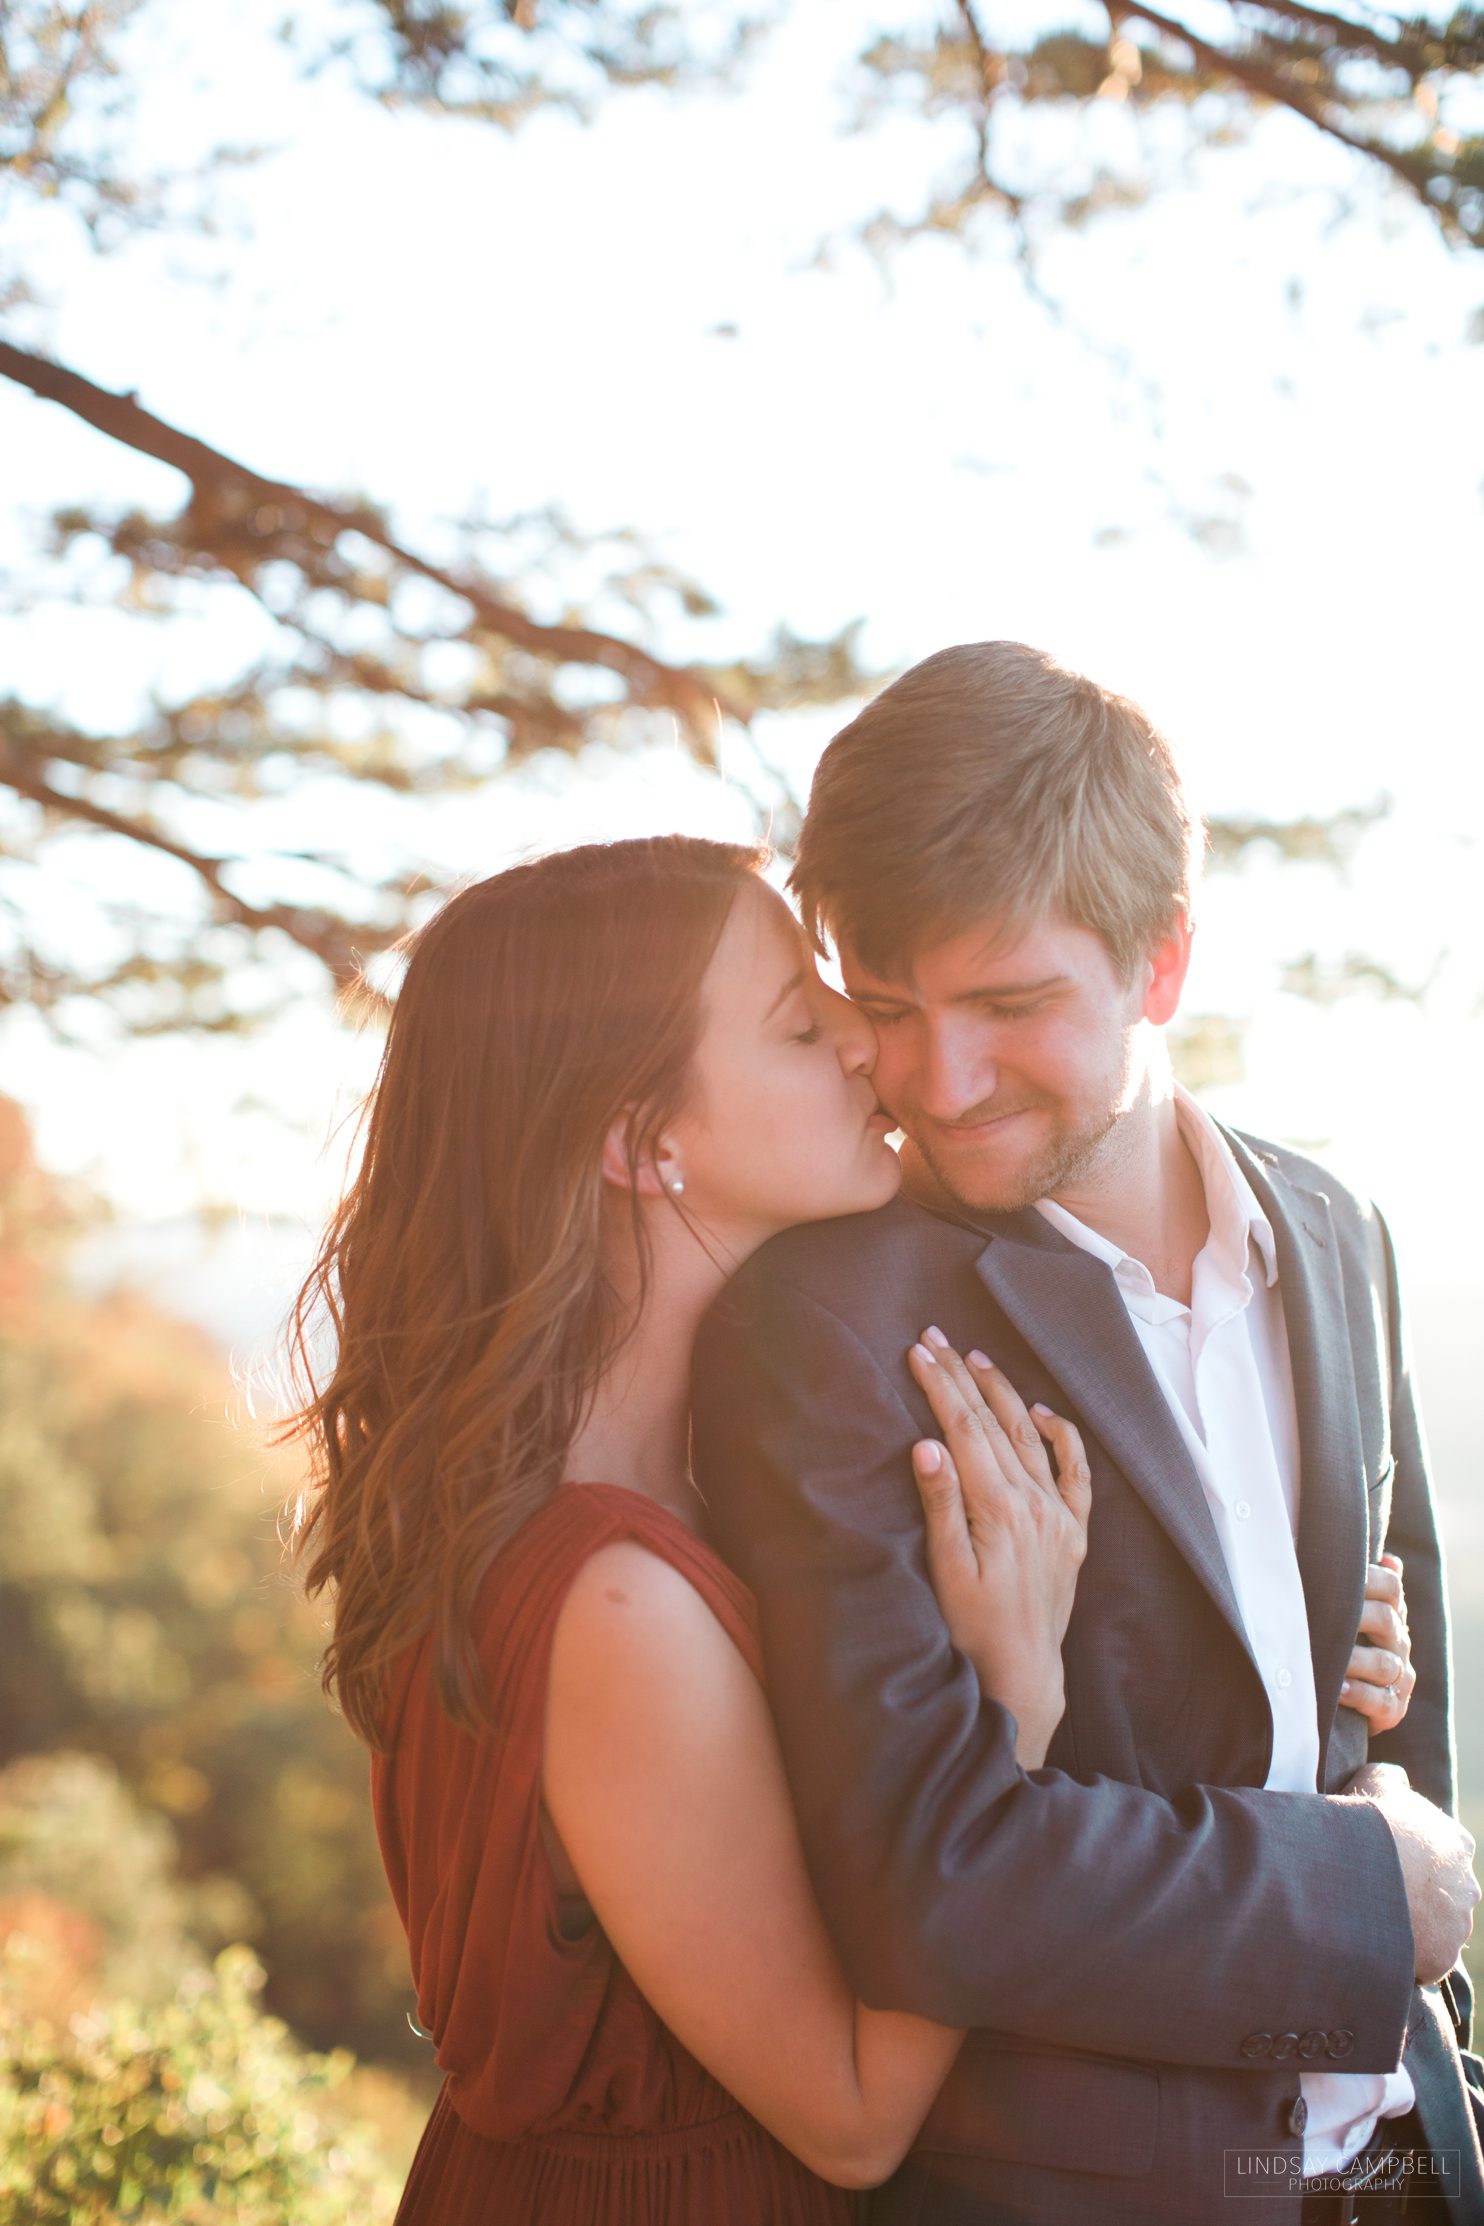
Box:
<box><xmin>1287</xmin><ymin>2096</ymin><xmax>1309</xmax><ymax>2136</ymax></box>
<box><xmin>1276</xmin><ymin>1668</ymin><xmax>1293</xmax><ymax>1690</ymax></box>
<box><xmin>1234</xmin><ymin>1499</ymin><xmax>1252</xmax><ymax>1520</ymax></box>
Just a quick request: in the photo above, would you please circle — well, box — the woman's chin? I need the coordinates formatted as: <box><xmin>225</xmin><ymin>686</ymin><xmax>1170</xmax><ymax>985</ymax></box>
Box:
<box><xmin>848</xmin><ymin>1138</ymin><xmax>903</xmax><ymax>1213</ymax></box>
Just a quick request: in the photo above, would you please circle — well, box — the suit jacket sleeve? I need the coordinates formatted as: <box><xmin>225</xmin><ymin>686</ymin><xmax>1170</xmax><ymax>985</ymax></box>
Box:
<box><xmin>693</xmin><ymin>1265</ymin><xmax>1416</xmax><ymax>2072</ymax></box>
<box><xmin>1365</xmin><ymin>1210</ymin><xmax>1456</xmax><ymax>1809</ymax></box>
<box><xmin>1362</xmin><ymin>1210</ymin><xmax>1476</xmax><ymax>2063</ymax></box>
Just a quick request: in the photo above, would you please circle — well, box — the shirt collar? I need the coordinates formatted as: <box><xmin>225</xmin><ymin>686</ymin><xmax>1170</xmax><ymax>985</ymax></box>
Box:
<box><xmin>1172</xmin><ymin>1085</ymin><xmax>1279</xmax><ymax>1288</ymax></box>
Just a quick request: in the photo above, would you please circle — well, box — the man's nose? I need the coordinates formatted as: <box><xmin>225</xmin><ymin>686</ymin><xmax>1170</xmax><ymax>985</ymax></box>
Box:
<box><xmin>830</xmin><ymin>988</ymin><xmax>878</xmax><ymax>1077</ymax></box>
<box><xmin>914</xmin><ymin>1023</ymin><xmax>997</xmax><ymax>1121</ymax></box>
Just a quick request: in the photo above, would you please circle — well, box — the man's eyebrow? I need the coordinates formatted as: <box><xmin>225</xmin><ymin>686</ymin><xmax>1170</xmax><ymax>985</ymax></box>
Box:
<box><xmin>844</xmin><ymin>983</ymin><xmax>913</xmax><ymax>1005</ymax></box>
<box><xmin>764</xmin><ymin>966</ymin><xmax>808</xmax><ymax>1020</ymax></box>
<box><xmin>951</xmin><ymin>974</ymin><xmax>1067</xmax><ymax>1003</ymax></box>
<box><xmin>845</xmin><ymin>973</ymin><xmax>1068</xmax><ymax>1006</ymax></box>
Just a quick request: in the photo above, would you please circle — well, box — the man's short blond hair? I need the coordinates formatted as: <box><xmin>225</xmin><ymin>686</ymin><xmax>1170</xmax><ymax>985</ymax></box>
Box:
<box><xmin>791</xmin><ymin>640</ymin><xmax>1203</xmax><ymax>980</ymax></box>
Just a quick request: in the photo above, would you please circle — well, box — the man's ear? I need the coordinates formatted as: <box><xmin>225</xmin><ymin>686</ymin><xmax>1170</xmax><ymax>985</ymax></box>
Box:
<box><xmin>1142</xmin><ymin>914</ymin><xmax>1194</xmax><ymax>1027</ymax></box>
<box><xmin>599</xmin><ymin>1112</ymin><xmax>671</xmax><ymax>1198</ymax></box>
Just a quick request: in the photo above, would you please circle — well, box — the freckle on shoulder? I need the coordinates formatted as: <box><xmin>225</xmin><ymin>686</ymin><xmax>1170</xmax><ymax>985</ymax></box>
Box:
<box><xmin>561</xmin><ymin>1540</ymin><xmax>711</xmax><ymax>1645</ymax></box>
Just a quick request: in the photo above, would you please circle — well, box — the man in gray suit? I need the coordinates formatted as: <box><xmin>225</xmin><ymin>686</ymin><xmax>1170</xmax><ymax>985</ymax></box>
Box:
<box><xmin>691</xmin><ymin>643</ymin><xmax>1482</xmax><ymax>2225</ymax></box>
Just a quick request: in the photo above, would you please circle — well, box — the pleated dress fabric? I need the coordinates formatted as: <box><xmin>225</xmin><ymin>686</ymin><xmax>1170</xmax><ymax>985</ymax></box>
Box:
<box><xmin>372</xmin><ymin>1480</ymin><xmax>854</xmax><ymax>2226</ymax></box>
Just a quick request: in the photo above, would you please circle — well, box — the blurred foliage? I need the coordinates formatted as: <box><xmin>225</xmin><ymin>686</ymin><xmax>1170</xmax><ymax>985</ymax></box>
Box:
<box><xmin>849</xmin><ymin>1</ymin><xmax>1484</xmax><ymax>255</ymax></box>
<box><xmin>294</xmin><ymin>0</ymin><xmax>774</xmax><ymax>124</ymax></box>
<box><xmin>0</xmin><ymin>1101</ymin><xmax>430</xmax><ymax>2082</ymax></box>
<box><xmin>0</xmin><ymin>1101</ymin><xmax>433</xmax><ymax>2209</ymax></box>
<box><xmin>0</xmin><ymin>1939</ymin><xmax>403</xmax><ymax>2224</ymax></box>
<box><xmin>0</xmin><ymin>1753</ymin><xmax>240</xmax><ymax>2014</ymax></box>
<box><xmin>1203</xmin><ymin>799</ymin><xmax>1390</xmax><ymax>871</ymax></box>
<box><xmin>1168</xmin><ymin>1009</ymin><xmax>1248</xmax><ymax>1095</ymax></box>
<box><xmin>2</xmin><ymin>0</ymin><xmax>1477</xmax><ymax>1033</ymax></box>
<box><xmin>0</xmin><ymin>0</ymin><xmax>148</xmax><ymax>259</ymax></box>
<box><xmin>311</xmin><ymin>0</ymin><xmax>1484</xmax><ymax>249</ymax></box>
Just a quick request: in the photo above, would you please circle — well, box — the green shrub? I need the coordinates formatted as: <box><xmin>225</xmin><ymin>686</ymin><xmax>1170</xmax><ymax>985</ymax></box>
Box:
<box><xmin>0</xmin><ymin>1943</ymin><xmax>401</xmax><ymax>2225</ymax></box>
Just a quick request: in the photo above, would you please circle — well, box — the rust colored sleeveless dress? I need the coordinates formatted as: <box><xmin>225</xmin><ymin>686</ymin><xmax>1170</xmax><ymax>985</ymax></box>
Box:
<box><xmin>371</xmin><ymin>1481</ymin><xmax>854</xmax><ymax>2226</ymax></box>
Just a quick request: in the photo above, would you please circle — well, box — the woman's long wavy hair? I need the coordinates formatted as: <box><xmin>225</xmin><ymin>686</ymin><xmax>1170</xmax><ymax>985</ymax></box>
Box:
<box><xmin>283</xmin><ymin>835</ymin><xmax>764</xmax><ymax>1748</ymax></box>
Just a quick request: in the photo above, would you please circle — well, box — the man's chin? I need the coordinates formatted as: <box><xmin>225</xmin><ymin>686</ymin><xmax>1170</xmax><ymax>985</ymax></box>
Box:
<box><xmin>941</xmin><ymin>1169</ymin><xmax>1048</xmax><ymax>1217</ymax></box>
<box><xmin>900</xmin><ymin>1136</ymin><xmax>1050</xmax><ymax>1219</ymax></box>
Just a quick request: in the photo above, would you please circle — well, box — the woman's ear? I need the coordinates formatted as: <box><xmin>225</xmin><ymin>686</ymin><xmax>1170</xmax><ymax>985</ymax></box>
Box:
<box><xmin>599</xmin><ymin>1112</ymin><xmax>673</xmax><ymax>1198</ymax></box>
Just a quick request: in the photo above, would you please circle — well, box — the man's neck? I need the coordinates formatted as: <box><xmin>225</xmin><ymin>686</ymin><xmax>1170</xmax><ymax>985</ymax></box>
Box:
<box><xmin>1047</xmin><ymin>1091</ymin><xmax>1210</xmax><ymax>1306</ymax></box>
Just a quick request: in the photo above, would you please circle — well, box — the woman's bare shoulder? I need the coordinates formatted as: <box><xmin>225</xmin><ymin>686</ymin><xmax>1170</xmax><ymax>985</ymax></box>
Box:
<box><xmin>551</xmin><ymin>1537</ymin><xmax>743</xmax><ymax>1690</ymax></box>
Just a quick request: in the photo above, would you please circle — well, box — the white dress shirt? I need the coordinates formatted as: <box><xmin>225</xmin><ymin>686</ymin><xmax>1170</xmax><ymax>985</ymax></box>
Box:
<box><xmin>1037</xmin><ymin>1087</ymin><xmax>1414</xmax><ymax>2174</ymax></box>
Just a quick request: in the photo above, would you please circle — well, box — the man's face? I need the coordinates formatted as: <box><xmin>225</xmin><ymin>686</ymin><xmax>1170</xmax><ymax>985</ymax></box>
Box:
<box><xmin>841</xmin><ymin>910</ymin><xmax>1172</xmax><ymax>1215</ymax></box>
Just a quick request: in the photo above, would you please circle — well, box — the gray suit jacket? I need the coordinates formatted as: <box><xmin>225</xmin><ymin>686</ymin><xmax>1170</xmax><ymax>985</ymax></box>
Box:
<box><xmin>691</xmin><ymin>1127</ymin><xmax>1484</xmax><ymax>2224</ymax></box>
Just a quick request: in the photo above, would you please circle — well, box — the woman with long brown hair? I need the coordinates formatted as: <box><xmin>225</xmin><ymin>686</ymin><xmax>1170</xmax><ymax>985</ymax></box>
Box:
<box><xmin>282</xmin><ymin>834</ymin><xmax>1097</xmax><ymax>2221</ymax></box>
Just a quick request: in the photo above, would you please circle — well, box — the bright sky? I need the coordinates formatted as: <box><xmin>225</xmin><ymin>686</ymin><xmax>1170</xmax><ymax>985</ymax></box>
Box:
<box><xmin>3</xmin><ymin>0</ymin><xmax>1483</xmax><ymax>1358</ymax></box>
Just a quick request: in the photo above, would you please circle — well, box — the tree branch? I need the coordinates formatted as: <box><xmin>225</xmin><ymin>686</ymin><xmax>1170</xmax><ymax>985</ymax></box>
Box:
<box><xmin>0</xmin><ymin>727</ymin><xmax>389</xmax><ymax>993</ymax></box>
<box><xmin>0</xmin><ymin>336</ymin><xmax>740</xmax><ymax>756</ymax></box>
<box><xmin>1108</xmin><ymin>0</ymin><xmax>1442</xmax><ymax>203</ymax></box>
<box><xmin>953</xmin><ymin>0</ymin><xmax>1026</xmax><ymax>215</ymax></box>
<box><xmin>1220</xmin><ymin>0</ymin><xmax>1484</xmax><ymax>78</ymax></box>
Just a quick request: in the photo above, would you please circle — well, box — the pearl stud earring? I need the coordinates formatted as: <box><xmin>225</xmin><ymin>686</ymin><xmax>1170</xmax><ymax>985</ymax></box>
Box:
<box><xmin>669</xmin><ymin>1177</ymin><xmax>685</xmax><ymax>1197</ymax></box>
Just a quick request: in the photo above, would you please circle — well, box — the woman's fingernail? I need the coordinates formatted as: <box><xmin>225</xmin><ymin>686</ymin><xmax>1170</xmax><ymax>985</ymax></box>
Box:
<box><xmin>914</xmin><ymin>1441</ymin><xmax>942</xmax><ymax>1474</ymax></box>
<box><xmin>911</xmin><ymin>1342</ymin><xmax>937</xmax><ymax>1367</ymax></box>
<box><xmin>1031</xmin><ymin>1402</ymin><xmax>1053</xmax><ymax>1416</ymax></box>
<box><xmin>1340</xmin><ymin>1681</ymin><xmax>1352</xmax><ymax>1695</ymax></box>
<box><xmin>967</xmin><ymin>1349</ymin><xmax>993</xmax><ymax>1370</ymax></box>
<box><xmin>924</xmin><ymin>1326</ymin><xmax>949</xmax><ymax>1349</ymax></box>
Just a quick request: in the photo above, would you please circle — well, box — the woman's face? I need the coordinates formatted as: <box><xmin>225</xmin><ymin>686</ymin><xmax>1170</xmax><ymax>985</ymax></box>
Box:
<box><xmin>666</xmin><ymin>879</ymin><xmax>901</xmax><ymax>1253</ymax></box>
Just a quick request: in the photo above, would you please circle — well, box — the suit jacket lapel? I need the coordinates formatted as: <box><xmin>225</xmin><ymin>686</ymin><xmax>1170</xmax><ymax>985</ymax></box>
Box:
<box><xmin>971</xmin><ymin>1219</ymin><xmax>1256</xmax><ymax>1666</ymax></box>
<box><xmin>1224</xmin><ymin>1132</ymin><xmax>1368</xmax><ymax>1769</ymax></box>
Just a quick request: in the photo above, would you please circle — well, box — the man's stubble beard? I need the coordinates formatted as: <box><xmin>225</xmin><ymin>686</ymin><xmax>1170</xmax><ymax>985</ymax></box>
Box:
<box><xmin>909</xmin><ymin>1094</ymin><xmax>1132</xmax><ymax>1217</ymax></box>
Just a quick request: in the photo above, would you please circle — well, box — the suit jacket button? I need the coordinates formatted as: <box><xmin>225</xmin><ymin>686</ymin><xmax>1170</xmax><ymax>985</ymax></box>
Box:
<box><xmin>1326</xmin><ymin>2029</ymin><xmax>1355</xmax><ymax>2059</ymax></box>
<box><xmin>1270</xmin><ymin>2032</ymin><xmax>1299</xmax><ymax>2061</ymax></box>
<box><xmin>1240</xmin><ymin>2032</ymin><xmax>1273</xmax><ymax>2058</ymax></box>
<box><xmin>1287</xmin><ymin>2096</ymin><xmax>1309</xmax><ymax>2137</ymax></box>
<box><xmin>1299</xmin><ymin>2029</ymin><xmax>1327</xmax><ymax>2060</ymax></box>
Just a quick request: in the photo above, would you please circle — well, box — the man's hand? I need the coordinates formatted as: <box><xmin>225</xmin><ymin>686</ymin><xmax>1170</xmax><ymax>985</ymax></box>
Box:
<box><xmin>1339</xmin><ymin>1554</ymin><xmax>1416</xmax><ymax>1731</ymax></box>
<box><xmin>1357</xmin><ymin>1766</ymin><xmax>1481</xmax><ymax>1984</ymax></box>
